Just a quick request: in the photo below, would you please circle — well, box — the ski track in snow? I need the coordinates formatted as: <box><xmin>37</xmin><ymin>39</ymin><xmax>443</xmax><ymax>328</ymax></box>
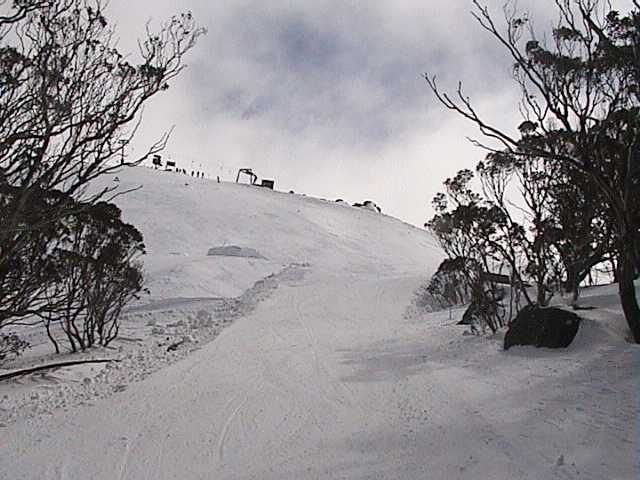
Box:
<box><xmin>1</xmin><ymin>268</ymin><xmax>638</xmax><ymax>479</ymax></box>
<box><xmin>0</xmin><ymin>262</ymin><xmax>308</xmax><ymax>427</ymax></box>
<box><xmin>217</xmin><ymin>389</ymin><xmax>253</xmax><ymax>463</ymax></box>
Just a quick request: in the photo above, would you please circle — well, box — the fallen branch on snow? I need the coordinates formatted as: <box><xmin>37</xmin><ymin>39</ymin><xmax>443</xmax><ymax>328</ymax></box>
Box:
<box><xmin>0</xmin><ymin>358</ymin><xmax>120</xmax><ymax>382</ymax></box>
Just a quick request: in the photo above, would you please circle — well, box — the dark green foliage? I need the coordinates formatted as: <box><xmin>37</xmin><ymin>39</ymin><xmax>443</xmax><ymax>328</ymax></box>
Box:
<box><xmin>41</xmin><ymin>198</ymin><xmax>145</xmax><ymax>352</ymax></box>
<box><xmin>0</xmin><ymin>184</ymin><xmax>145</xmax><ymax>354</ymax></box>
<box><xmin>0</xmin><ymin>184</ymin><xmax>74</xmax><ymax>326</ymax></box>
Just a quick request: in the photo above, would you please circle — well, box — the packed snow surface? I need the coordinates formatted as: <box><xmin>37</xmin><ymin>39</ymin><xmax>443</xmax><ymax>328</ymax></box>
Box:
<box><xmin>1</xmin><ymin>167</ymin><xmax>638</xmax><ymax>479</ymax></box>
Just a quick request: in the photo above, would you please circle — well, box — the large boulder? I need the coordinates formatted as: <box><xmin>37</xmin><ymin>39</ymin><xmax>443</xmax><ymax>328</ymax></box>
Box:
<box><xmin>504</xmin><ymin>305</ymin><xmax>581</xmax><ymax>350</ymax></box>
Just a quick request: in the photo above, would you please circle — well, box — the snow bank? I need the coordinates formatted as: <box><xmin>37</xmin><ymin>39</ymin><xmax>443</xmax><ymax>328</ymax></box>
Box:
<box><xmin>207</xmin><ymin>245</ymin><xmax>266</xmax><ymax>259</ymax></box>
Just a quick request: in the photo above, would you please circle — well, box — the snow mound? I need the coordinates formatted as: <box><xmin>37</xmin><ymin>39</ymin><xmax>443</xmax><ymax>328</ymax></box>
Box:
<box><xmin>207</xmin><ymin>245</ymin><xmax>266</xmax><ymax>259</ymax></box>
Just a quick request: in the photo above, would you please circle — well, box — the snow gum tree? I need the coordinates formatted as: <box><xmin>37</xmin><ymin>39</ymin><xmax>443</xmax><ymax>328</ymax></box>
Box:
<box><xmin>42</xmin><ymin>200</ymin><xmax>145</xmax><ymax>353</ymax></box>
<box><xmin>0</xmin><ymin>0</ymin><xmax>204</xmax><ymax>341</ymax></box>
<box><xmin>426</xmin><ymin>170</ymin><xmax>512</xmax><ymax>332</ymax></box>
<box><xmin>427</xmin><ymin>147</ymin><xmax>615</xmax><ymax>331</ymax></box>
<box><xmin>426</xmin><ymin>0</ymin><xmax>640</xmax><ymax>342</ymax></box>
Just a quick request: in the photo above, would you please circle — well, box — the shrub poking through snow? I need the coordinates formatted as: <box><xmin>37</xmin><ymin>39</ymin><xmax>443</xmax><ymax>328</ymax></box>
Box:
<box><xmin>426</xmin><ymin>258</ymin><xmax>475</xmax><ymax>308</ymax></box>
<box><xmin>425</xmin><ymin>257</ymin><xmax>508</xmax><ymax>333</ymax></box>
<box><xmin>504</xmin><ymin>305</ymin><xmax>581</xmax><ymax>350</ymax></box>
<box><xmin>0</xmin><ymin>333</ymin><xmax>29</xmax><ymax>362</ymax></box>
<box><xmin>461</xmin><ymin>277</ymin><xmax>507</xmax><ymax>333</ymax></box>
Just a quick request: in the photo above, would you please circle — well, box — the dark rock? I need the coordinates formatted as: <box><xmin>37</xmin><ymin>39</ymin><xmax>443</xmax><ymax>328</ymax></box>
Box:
<box><xmin>504</xmin><ymin>305</ymin><xmax>581</xmax><ymax>350</ymax></box>
<box><xmin>167</xmin><ymin>340</ymin><xmax>184</xmax><ymax>352</ymax></box>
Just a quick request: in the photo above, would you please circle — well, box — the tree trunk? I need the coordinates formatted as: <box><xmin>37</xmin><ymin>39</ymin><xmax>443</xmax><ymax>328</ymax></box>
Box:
<box><xmin>618</xmin><ymin>251</ymin><xmax>640</xmax><ymax>343</ymax></box>
<box><xmin>611</xmin><ymin>257</ymin><xmax>619</xmax><ymax>283</ymax></box>
<box><xmin>563</xmin><ymin>263</ymin><xmax>580</xmax><ymax>306</ymax></box>
<box><xmin>536</xmin><ymin>275</ymin><xmax>550</xmax><ymax>307</ymax></box>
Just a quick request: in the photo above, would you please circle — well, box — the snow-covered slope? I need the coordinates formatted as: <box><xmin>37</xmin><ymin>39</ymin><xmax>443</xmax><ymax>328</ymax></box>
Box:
<box><xmin>1</xmin><ymin>167</ymin><xmax>637</xmax><ymax>480</ymax></box>
<box><xmin>106</xmin><ymin>167</ymin><xmax>441</xmax><ymax>300</ymax></box>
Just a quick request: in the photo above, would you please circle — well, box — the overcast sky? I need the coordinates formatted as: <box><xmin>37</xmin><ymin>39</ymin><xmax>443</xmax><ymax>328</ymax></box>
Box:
<box><xmin>107</xmin><ymin>0</ymin><xmax>632</xmax><ymax>226</ymax></box>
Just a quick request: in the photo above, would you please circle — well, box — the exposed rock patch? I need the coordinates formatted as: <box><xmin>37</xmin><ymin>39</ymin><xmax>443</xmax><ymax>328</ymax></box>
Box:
<box><xmin>504</xmin><ymin>305</ymin><xmax>581</xmax><ymax>350</ymax></box>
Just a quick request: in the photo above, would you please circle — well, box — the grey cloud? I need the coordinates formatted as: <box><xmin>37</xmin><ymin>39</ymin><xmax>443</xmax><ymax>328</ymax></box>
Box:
<box><xmin>106</xmin><ymin>0</ymin><xmax>627</xmax><ymax>226</ymax></box>
<box><xmin>185</xmin><ymin>0</ymin><xmax>555</xmax><ymax>143</ymax></box>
